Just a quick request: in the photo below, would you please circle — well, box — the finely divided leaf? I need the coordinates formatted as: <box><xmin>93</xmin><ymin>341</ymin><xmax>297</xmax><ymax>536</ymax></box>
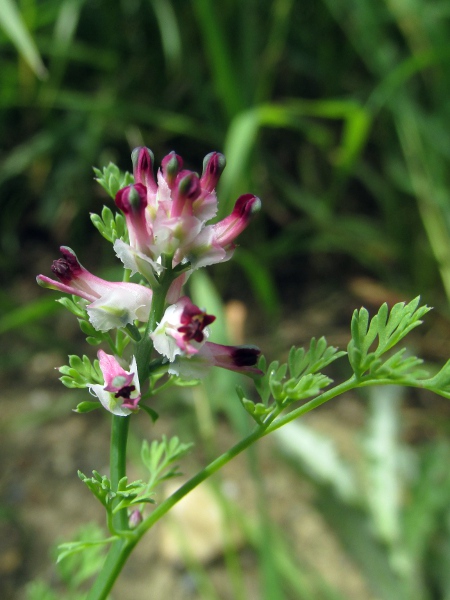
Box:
<box><xmin>348</xmin><ymin>297</ymin><xmax>431</xmax><ymax>379</ymax></box>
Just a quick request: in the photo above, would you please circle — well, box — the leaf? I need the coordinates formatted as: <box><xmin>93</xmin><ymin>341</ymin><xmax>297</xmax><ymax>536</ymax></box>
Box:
<box><xmin>347</xmin><ymin>297</ymin><xmax>431</xmax><ymax>379</ymax></box>
<box><xmin>90</xmin><ymin>205</ymin><xmax>128</xmax><ymax>244</ymax></box>
<box><xmin>93</xmin><ymin>164</ymin><xmax>133</xmax><ymax>199</ymax></box>
<box><xmin>140</xmin><ymin>404</ymin><xmax>159</xmax><ymax>422</ymax></box>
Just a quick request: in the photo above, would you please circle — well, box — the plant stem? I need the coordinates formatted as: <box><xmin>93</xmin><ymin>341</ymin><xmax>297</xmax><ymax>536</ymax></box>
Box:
<box><xmin>88</xmin><ymin>268</ymin><xmax>175</xmax><ymax>600</ymax></box>
<box><xmin>136</xmin><ymin>376</ymin><xmax>359</xmax><ymax>537</ymax></box>
<box><xmin>87</xmin><ymin>415</ymin><xmax>133</xmax><ymax>600</ymax></box>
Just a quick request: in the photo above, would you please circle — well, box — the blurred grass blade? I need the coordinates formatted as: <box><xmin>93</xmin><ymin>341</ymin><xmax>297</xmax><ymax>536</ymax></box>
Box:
<box><xmin>234</xmin><ymin>249</ymin><xmax>280</xmax><ymax>317</ymax></box>
<box><xmin>0</xmin><ymin>0</ymin><xmax>47</xmax><ymax>78</ymax></box>
<box><xmin>256</xmin><ymin>0</ymin><xmax>294</xmax><ymax>102</ymax></box>
<box><xmin>193</xmin><ymin>0</ymin><xmax>244</xmax><ymax>117</ymax></box>
<box><xmin>0</xmin><ymin>297</ymin><xmax>59</xmax><ymax>335</ymax></box>
<box><xmin>148</xmin><ymin>0</ymin><xmax>181</xmax><ymax>72</ymax></box>
<box><xmin>221</xmin><ymin>100</ymin><xmax>372</xmax><ymax>215</ymax></box>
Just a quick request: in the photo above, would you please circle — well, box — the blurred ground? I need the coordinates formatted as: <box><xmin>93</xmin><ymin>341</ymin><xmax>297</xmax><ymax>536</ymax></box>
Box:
<box><xmin>2</xmin><ymin>270</ymin><xmax>450</xmax><ymax>600</ymax></box>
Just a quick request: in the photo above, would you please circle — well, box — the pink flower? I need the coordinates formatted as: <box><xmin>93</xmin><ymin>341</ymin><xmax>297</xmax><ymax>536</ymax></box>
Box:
<box><xmin>36</xmin><ymin>247</ymin><xmax>153</xmax><ymax>332</ymax></box>
<box><xmin>169</xmin><ymin>342</ymin><xmax>262</xmax><ymax>379</ymax></box>
<box><xmin>113</xmin><ymin>148</ymin><xmax>260</xmax><ymax>281</ymax></box>
<box><xmin>150</xmin><ymin>296</ymin><xmax>262</xmax><ymax>378</ymax></box>
<box><xmin>88</xmin><ymin>350</ymin><xmax>140</xmax><ymax>416</ymax></box>
<box><xmin>151</xmin><ymin>296</ymin><xmax>215</xmax><ymax>360</ymax></box>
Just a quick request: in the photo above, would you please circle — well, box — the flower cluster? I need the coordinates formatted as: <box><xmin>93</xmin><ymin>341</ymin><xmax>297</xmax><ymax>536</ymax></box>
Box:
<box><xmin>37</xmin><ymin>148</ymin><xmax>261</xmax><ymax>415</ymax></box>
<box><xmin>114</xmin><ymin>148</ymin><xmax>260</xmax><ymax>284</ymax></box>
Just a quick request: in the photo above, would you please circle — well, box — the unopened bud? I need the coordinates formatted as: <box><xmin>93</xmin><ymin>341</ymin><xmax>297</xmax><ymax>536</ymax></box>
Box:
<box><xmin>161</xmin><ymin>151</ymin><xmax>183</xmax><ymax>188</ymax></box>
<box><xmin>129</xmin><ymin>509</ymin><xmax>143</xmax><ymax>528</ymax></box>
<box><xmin>201</xmin><ymin>152</ymin><xmax>226</xmax><ymax>192</ymax></box>
<box><xmin>131</xmin><ymin>147</ymin><xmax>156</xmax><ymax>191</ymax></box>
<box><xmin>115</xmin><ymin>184</ymin><xmax>147</xmax><ymax>214</ymax></box>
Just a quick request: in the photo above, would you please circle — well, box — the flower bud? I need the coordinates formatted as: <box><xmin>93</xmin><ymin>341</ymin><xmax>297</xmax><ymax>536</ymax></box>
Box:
<box><xmin>129</xmin><ymin>509</ymin><xmax>143</xmax><ymax>529</ymax></box>
<box><xmin>213</xmin><ymin>194</ymin><xmax>261</xmax><ymax>247</ymax></box>
<box><xmin>131</xmin><ymin>147</ymin><xmax>157</xmax><ymax>191</ymax></box>
<box><xmin>115</xmin><ymin>184</ymin><xmax>147</xmax><ymax>215</ymax></box>
<box><xmin>171</xmin><ymin>171</ymin><xmax>202</xmax><ymax>217</ymax></box>
<box><xmin>161</xmin><ymin>151</ymin><xmax>183</xmax><ymax>188</ymax></box>
<box><xmin>200</xmin><ymin>152</ymin><xmax>226</xmax><ymax>192</ymax></box>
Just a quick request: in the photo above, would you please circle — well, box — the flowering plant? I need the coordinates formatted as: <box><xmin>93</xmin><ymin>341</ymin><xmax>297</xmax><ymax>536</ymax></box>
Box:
<box><xmin>36</xmin><ymin>147</ymin><xmax>450</xmax><ymax>599</ymax></box>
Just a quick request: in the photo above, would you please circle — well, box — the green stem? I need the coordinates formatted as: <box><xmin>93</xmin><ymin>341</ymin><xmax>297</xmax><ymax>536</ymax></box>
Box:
<box><xmin>87</xmin><ymin>267</ymin><xmax>176</xmax><ymax>600</ymax></box>
<box><xmin>87</xmin><ymin>415</ymin><xmax>133</xmax><ymax>600</ymax></box>
<box><xmin>88</xmin><ymin>372</ymin><xmax>423</xmax><ymax>599</ymax></box>
<box><xmin>136</xmin><ymin>376</ymin><xmax>359</xmax><ymax>537</ymax></box>
<box><xmin>135</xmin><ymin>268</ymin><xmax>174</xmax><ymax>382</ymax></box>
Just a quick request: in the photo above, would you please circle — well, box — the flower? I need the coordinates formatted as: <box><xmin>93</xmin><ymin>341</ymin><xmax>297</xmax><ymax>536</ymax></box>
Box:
<box><xmin>150</xmin><ymin>297</ymin><xmax>262</xmax><ymax>378</ymax></box>
<box><xmin>150</xmin><ymin>296</ymin><xmax>215</xmax><ymax>361</ymax></box>
<box><xmin>88</xmin><ymin>350</ymin><xmax>141</xmax><ymax>416</ymax></box>
<box><xmin>36</xmin><ymin>246</ymin><xmax>153</xmax><ymax>331</ymax></box>
<box><xmin>169</xmin><ymin>343</ymin><xmax>262</xmax><ymax>379</ymax></box>
<box><xmin>113</xmin><ymin>148</ymin><xmax>260</xmax><ymax>282</ymax></box>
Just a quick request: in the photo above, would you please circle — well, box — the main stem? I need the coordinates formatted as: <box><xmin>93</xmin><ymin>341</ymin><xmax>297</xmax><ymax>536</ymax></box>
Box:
<box><xmin>87</xmin><ymin>269</ymin><xmax>174</xmax><ymax>600</ymax></box>
<box><xmin>87</xmin><ymin>415</ymin><xmax>133</xmax><ymax>600</ymax></box>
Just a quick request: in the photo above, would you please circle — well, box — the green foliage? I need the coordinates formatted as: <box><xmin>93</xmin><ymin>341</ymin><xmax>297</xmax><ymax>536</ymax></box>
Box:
<box><xmin>93</xmin><ymin>164</ymin><xmax>134</xmax><ymax>200</ymax></box>
<box><xmin>58</xmin><ymin>354</ymin><xmax>103</xmax><ymax>389</ymax></box>
<box><xmin>241</xmin><ymin>338</ymin><xmax>345</xmax><ymax>425</ymax></box>
<box><xmin>141</xmin><ymin>436</ymin><xmax>193</xmax><ymax>487</ymax></box>
<box><xmin>90</xmin><ymin>205</ymin><xmax>129</xmax><ymax>244</ymax></box>
<box><xmin>56</xmin><ymin>296</ymin><xmax>88</xmax><ymax>319</ymax></box>
<box><xmin>276</xmin><ymin>389</ymin><xmax>450</xmax><ymax>600</ymax></box>
<box><xmin>78</xmin><ymin>470</ymin><xmax>155</xmax><ymax>515</ymax></box>
<box><xmin>347</xmin><ymin>297</ymin><xmax>431</xmax><ymax>380</ymax></box>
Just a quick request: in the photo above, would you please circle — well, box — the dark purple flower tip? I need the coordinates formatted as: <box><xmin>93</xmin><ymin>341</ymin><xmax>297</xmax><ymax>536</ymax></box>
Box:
<box><xmin>175</xmin><ymin>170</ymin><xmax>202</xmax><ymax>203</ymax></box>
<box><xmin>178</xmin><ymin>304</ymin><xmax>216</xmax><ymax>343</ymax></box>
<box><xmin>161</xmin><ymin>151</ymin><xmax>184</xmax><ymax>188</ymax></box>
<box><xmin>131</xmin><ymin>147</ymin><xmax>156</xmax><ymax>190</ymax></box>
<box><xmin>231</xmin><ymin>345</ymin><xmax>261</xmax><ymax>367</ymax></box>
<box><xmin>232</xmin><ymin>194</ymin><xmax>261</xmax><ymax>218</ymax></box>
<box><xmin>201</xmin><ymin>152</ymin><xmax>226</xmax><ymax>192</ymax></box>
<box><xmin>115</xmin><ymin>183</ymin><xmax>147</xmax><ymax>214</ymax></box>
<box><xmin>51</xmin><ymin>246</ymin><xmax>82</xmax><ymax>282</ymax></box>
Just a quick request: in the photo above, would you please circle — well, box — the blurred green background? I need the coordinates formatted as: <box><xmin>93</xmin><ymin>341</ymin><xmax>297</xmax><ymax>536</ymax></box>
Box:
<box><xmin>3</xmin><ymin>0</ymin><xmax>450</xmax><ymax>599</ymax></box>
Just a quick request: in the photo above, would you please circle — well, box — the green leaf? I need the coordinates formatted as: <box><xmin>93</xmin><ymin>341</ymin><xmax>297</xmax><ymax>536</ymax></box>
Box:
<box><xmin>90</xmin><ymin>205</ymin><xmax>129</xmax><ymax>244</ymax></box>
<box><xmin>59</xmin><ymin>354</ymin><xmax>102</xmax><ymax>389</ymax></box>
<box><xmin>140</xmin><ymin>404</ymin><xmax>159</xmax><ymax>422</ymax></box>
<box><xmin>74</xmin><ymin>401</ymin><xmax>100</xmax><ymax>414</ymax></box>
<box><xmin>93</xmin><ymin>164</ymin><xmax>133</xmax><ymax>199</ymax></box>
<box><xmin>347</xmin><ymin>297</ymin><xmax>431</xmax><ymax>379</ymax></box>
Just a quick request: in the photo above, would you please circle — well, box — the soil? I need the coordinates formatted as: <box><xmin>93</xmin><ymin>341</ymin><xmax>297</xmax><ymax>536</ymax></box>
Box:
<box><xmin>1</xmin><ymin>275</ymin><xmax>449</xmax><ymax>600</ymax></box>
